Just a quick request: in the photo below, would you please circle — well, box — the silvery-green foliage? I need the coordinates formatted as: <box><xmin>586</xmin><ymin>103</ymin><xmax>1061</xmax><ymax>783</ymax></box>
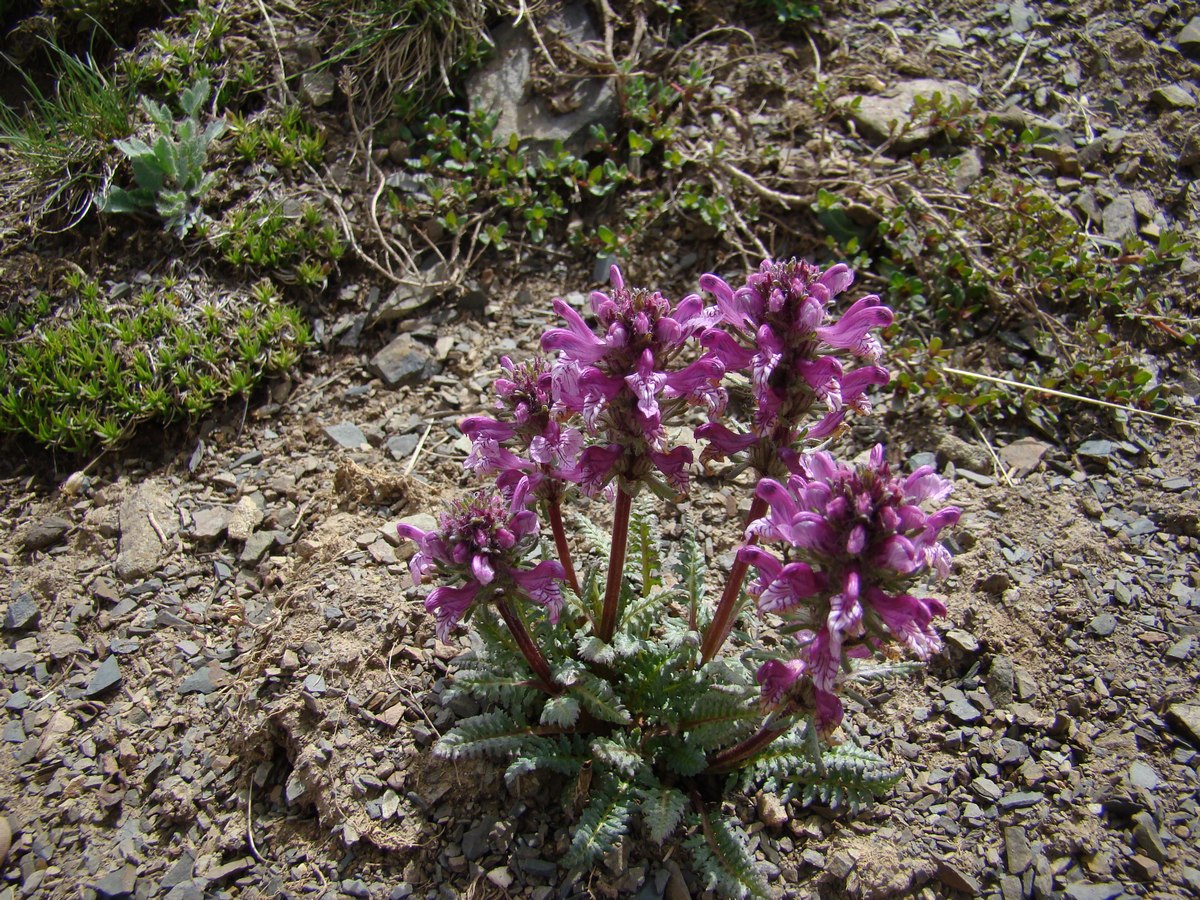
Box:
<box><xmin>100</xmin><ymin>78</ymin><xmax>225</xmax><ymax>236</ymax></box>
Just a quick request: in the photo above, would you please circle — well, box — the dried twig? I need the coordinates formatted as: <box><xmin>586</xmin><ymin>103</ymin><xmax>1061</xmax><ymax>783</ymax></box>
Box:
<box><xmin>942</xmin><ymin>366</ymin><xmax>1198</xmax><ymax>428</ymax></box>
<box><xmin>998</xmin><ymin>40</ymin><xmax>1032</xmax><ymax>96</ymax></box>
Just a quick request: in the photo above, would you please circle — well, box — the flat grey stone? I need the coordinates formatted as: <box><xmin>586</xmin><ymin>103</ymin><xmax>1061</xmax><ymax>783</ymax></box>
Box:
<box><xmin>164</xmin><ymin>884</ymin><xmax>205</xmax><ymax>900</ymax></box>
<box><xmin>300</xmin><ymin>68</ymin><xmax>336</xmax><ymax>106</ymax></box>
<box><xmin>936</xmin><ymin>860</ymin><xmax>981</xmax><ymax>894</ymax></box>
<box><xmin>285</xmin><ymin>771</ymin><xmax>307</xmax><ymax>804</ymax></box>
<box><xmin>1063</xmin><ymin>884</ymin><xmax>1123</xmax><ymax>900</ymax></box>
<box><xmin>3</xmin><ymin>593</ymin><xmax>41</xmax><ymax>631</ymax></box>
<box><xmin>1176</xmin><ymin>16</ymin><xmax>1200</xmax><ymax>59</ymax></box>
<box><xmin>1005</xmin><ymin>825</ymin><xmax>1033</xmax><ymax>874</ymax></box>
<box><xmin>241</xmin><ymin>530</ymin><xmax>281</xmax><ymax>564</ymax></box>
<box><xmin>325</xmin><ymin>421</ymin><xmax>368</xmax><ymax>450</ymax></box>
<box><xmin>372</xmin><ymin>266</ymin><xmax>448</xmax><ymax>322</ymax></box>
<box><xmin>1166</xmin><ymin>637</ymin><xmax>1193</xmax><ymax>661</ymax></box>
<box><xmin>1151</xmin><ymin>83</ymin><xmax>1196</xmax><ymax>109</ymax></box>
<box><xmin>1128</xmin><ymin>761</ymin><xmax>1159</xmax><ymax>790</ymax></box>
<box><xmin>0</xmin><ymin>650</ymin><xmax>37</xmax><ymax>672</ymax></box>
<box><xmin>1009</xmin><ymin>0</ymin><xmax>1034</xmax><ymax>32</ymax></box>
<box><xmin>92</xmin><ymin>864</ymin><xmax>138</xmax><ymax>898</ymax></box>
<box><xmin>1101</xmin><ymin>197</ymin><xmax>1138</xmax><ymax>241</ymax></box>
<box><xmin>116</xmin><ymin>482</ymin><xmax>177</xmax><ymax>582</ymax></box>
<box><xmin>988</xmin><ymin>655</ymin><xmax>1016</xmax><ymax>706</ymax></box>
<box><xmin>997</xmin><ymin>791</ymin><xmax>1043</xmax><ymax>810</ymax></box>
<box><xmin>190</xmin><ymin>507</ymin><xmax>229</xmax><ymax>540</ymax></box>
<box><xmin>947</xmin><ymin>699</ymin><xmax>981</xmax><ymax>723</ymax></box>
<box><xmin>1132</xmin><ymin>812</ymin><xmax>1168</xmax><ymax>863</ymax></box>
<box><xmin>369</xmin><ymin>335</ymin><xmax>437</xmax><ymax>389</ymax></box>
<box><xmin>466</xmin><ymin>4</ymin><xmax>617</xmax><ymax>149</ymax></box>
<box><xmin>21</xmin><ymin>515</ymin><xmax>71</xmax><ymax>552</ymax></box>
<box><xmin>85</xmin><ymin>656</ymin><xmax>122</xmax><ymax>697</ymax></box>
<box><xmin>303</xmin><ymin>673</ymin><xmax>327</xmax><ymax>694</ymax></box>
<box><xmin>1089</xmin><ymin>614</ymin><xmax>1117</xmax><ymax>637</ymax></box>
<box><xmin>386</xmin><ymin>433</ymin><xmax>420</xmax><ymax>461</ymax></box>
<box><xmin>843</xmin><ymin>79</ymin><xmax>975</xmax><ymax>152</ymax></box>
<box><xmin>934</xmin><ymin>28</ymin><xmax>963</xmax><ymax>48</ymax></box>
<box><xmin>462</xmin><ymin>816</ymin><xmax>496</xmax><ymax>861</ymax></box>
<box><xmin>179</xmin><ymin>663</ymin><xmax>227</xmax><ymax>695</ymax></box>
<box><xmin>159</xmin><ymin>852</ymin><xmax>195</xmax><ymax>890</ymax></box>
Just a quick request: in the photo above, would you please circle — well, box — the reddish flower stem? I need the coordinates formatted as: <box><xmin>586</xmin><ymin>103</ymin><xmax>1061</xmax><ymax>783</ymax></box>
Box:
<box><xmin>699</xmin><ymin>493</ymin><xmax>769</xmax><ymax>664</ymax></box>
<box><xmin>704</xmin><ymin>721</ymin><xmax>789</xmax><ymax>775</ymax></box>
<box><xmin>546</xmin><ymin>496</ymin><xmax>580</xmax><ymax>598</ymax></box>
<box><xmin>598</xmin><ymin>486</ymin><xmax>633</xmax><ymax>643</ymax></box>
<box><xmin>496</xmin><ymin>597</ymin><xmax>559</xmax><ymax>694</ymax></box>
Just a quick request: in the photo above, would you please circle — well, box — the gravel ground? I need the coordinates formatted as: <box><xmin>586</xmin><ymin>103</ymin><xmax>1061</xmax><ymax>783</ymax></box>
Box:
<box><xmin>1</xmin><ymin>0</ymin><xmax>1198</xmax><ymax>898</ymax></box>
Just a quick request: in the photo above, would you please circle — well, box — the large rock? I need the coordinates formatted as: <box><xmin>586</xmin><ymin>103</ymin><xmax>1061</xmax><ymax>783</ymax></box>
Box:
<box><xmin>116</xmin><ymin>483</ymin><xmax>177</xmax><ymax>582</ymax></box>
<box><xmin>466</xmin><ymin>2</ymin><xmax>618</xmax><ymax>148</ymax></box>
<box><xmin>1177</xmin><ymin>16</ymin><xmax>1200</xmax><ymax>59</ymax></box>
<box><xmin>369</xmin><ymin>335</ymin><xmax>438</xmax><ymax>388</ymax></box>
<box><xmin>843</xmin><ymin>79</ymin><xmax>975</xmax><ymax>152</ymax></box>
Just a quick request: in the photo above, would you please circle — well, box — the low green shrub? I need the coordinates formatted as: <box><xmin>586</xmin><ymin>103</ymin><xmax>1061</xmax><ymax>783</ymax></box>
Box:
<box><xmin>0</xmin><ymin>273</ymin><xmax>309</xmax><ymax>453</ymax></box>
<box><xmin>213</xmin><ymin>199</ymin><xmax>345</xmax><ymax>286</ymax></box>
<box><xmin>812</xmin><ymin>93</ymin><xmax>1192</xmax><ymax>428</ymax></box>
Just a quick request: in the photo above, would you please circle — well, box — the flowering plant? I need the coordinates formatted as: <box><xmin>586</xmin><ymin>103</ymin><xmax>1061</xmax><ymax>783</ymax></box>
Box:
<box><xmin>398</xmin><ymin>259</ymin><xmax>961</xmax><ymax>897</ymax></box>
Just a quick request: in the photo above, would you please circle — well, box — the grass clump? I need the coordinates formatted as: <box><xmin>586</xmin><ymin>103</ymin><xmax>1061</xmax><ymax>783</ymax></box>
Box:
<box><xmin>326</xmin><ymin>0</ymin><xmax>492</xmax><ymax>119</ymax></box>
<box><xmin>0</xmin><ymin>273</ymin><xmax>309</xmax><ymax>453</ymax></box>
<box><xmin>0</xmin><ymin>41</ymin><xmax>138</xmax><ymax>237</ymax></box>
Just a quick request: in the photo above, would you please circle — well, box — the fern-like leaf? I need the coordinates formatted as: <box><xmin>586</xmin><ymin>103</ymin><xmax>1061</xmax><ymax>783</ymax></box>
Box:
<box><xmin>684</xmin><ymin>810</ymin><xmax>770</xmax><ymax>900</ymax></box>
<box><xmin>570</xmin><ymin>510</ymin><xmax>612</xmax><ymax>559</ymax></box>
<box><xmin>505</xmin><ymin>736</ymin><xmax>588</xmax><ymax>786</ymax></box>
<box><xmin>630</xmin><ymin>495</ymin><xmax>661</xmax><ymax>598</ymax></box>
<box><xmin>434</xmin><ymin>710</ymin><xmax>544</xmax><ymax>761</ymax></box>
<box><xmin>540</xmin><ymin>694</ymin><xmax>581</xmax><ymax>728</ymax></box>
<box><xmin>576</xmin><ymin>635</ymin><xmax>616</xmax><ymax>665</ymax></box>
<box><xmin>658</xmin><ymin>737</ymin><xmax>709</xmax><ymax>776</ymax></box>
<box><xmin>560</xmin><ymin>664</ymin><xmax>632</xmax><ymax>724</ymax></box>
<box><xmin>590</xmin><ymin>736</ymin><xmax>645</xmax><ymax>777</ymax></box>
<box><xmin>562</xmin><ymin>780</ymin><xmax>635</xmax><ymax>870</ymax></box>
<box><xmin>640</xmin><ymin>785</ymin><xmax>688</xmax><ymax>844</ymax></box>
<box><xmin>680</xmin><ymin>690</ymin><xmax>760</xmax><ymax>747</ymax></box>
<box><xmin>673</xmin><ymin>516</ymin><xmax>707</xmax><ymax>625</ymax></box>
<box><xmin>749</xmin><ymin>735</ymin><xmax>900</xmax><ymax>813</ymax></box>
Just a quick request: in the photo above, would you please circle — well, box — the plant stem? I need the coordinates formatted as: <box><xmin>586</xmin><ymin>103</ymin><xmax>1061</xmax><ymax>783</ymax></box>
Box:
<box><xmin>496</xmin><ymin>597</ymin><xmax>559</xmax><ymax>694</ymax></box>
<box><xmin>699</xmin><ymin>493</ymin><xmax>768</xmax><ymax>664</ymax></box>
<box><xmin>704</xmin><ymin>720</ymin><xmax>788</xmax><ymax>775</ymax></box>
<box><xmin>545</xmin><ymin>495</ymin><xmax>580</xmax><ymax>597</ymax></box>
<box><xmin>598</xmin><ymin>486</ymin><xmax>633</xmax><ymax>643</ymax></box>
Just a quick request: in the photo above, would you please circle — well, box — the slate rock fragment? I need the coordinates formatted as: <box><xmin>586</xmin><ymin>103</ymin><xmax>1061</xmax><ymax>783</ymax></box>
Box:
<box><xmin>21</xmin><ymin>515</ymin><xmax>71</xmax><ymax>552</ymax></box>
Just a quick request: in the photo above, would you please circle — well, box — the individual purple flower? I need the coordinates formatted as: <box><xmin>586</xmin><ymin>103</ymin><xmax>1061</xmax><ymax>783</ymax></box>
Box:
<box><xmin>397</xmin><ymin>477</ymin><xmax>565</xmax><ymax>641</ymax></box>
<box><xmin>755</xmin><ymin>656</ymin><xmax>844</xmax><ymax>735</ymax></box>
<box><xmin>540</xmin><ymin>266</ymin><xmax>725</xmax><ymax>494</ymax></box>
<box><xmin>461</xmin><ymin>356</ymin><xmax>584</xmax><ymax>499</ymax></box>
<box><xmin>740</xmin><ymin>445</ymin><xmax>959</xmax><ymax>708</ymax></box>
<box><xmin>696</xmin><ymin>259</ymin><xmax>894</xmax><ymax>477</ymax></box>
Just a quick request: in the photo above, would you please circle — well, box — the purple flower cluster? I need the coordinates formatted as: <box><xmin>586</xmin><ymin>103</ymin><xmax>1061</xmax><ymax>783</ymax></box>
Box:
<box><xmin>541</xmin><ymin>265</ymin><xmax>725</xmax><ymax>495</ymax></box>
<box><xmin>697</xmin><ymin>259</ymin><xmax>892</xmax><ymax>477</ymax></box>
<box><xmin>740</xmin><ymin>445</ymin><xmax>960</xmax><ymax>732</ymax></box>
<box><xmin>397</xmin><ymin>477</ymin><xmax>565</xmax><ymax>641</ymax></box>
<box><xmin>461</xmin><ymin>356</ymin><xmax>584</xmax><ymax>500</ymax></box>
